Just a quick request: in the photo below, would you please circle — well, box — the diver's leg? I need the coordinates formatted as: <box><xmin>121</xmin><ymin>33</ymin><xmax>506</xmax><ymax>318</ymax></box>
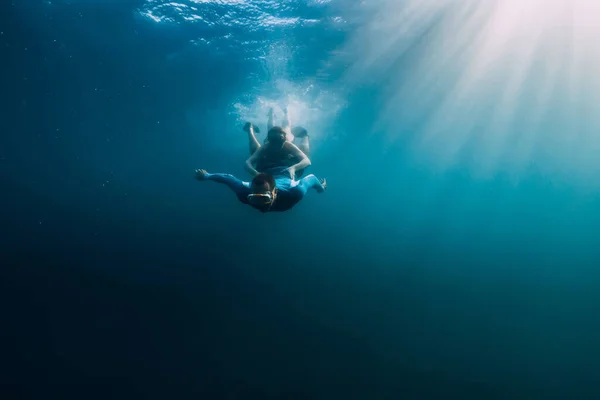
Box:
<box><xmin>244</xmin><ymin>123</ymin><xmax>261</xmax><ymax>155</ymax></box>
<box><xmin>281</xmin><ymin>107</ymin><xmax>294</xmax><ymax>142</ymax></box>
<box><xmin>281</xmin><ymin>107</ymin><xmax>291</xmax><ymax>130</ymax></box>
<box><xmin>292</xmin><ymin>130</ymin><xmax>310</xmax><ymax>178</ymax></box>
<box><xmin>292</xmin><ymin>126</ymin><xmax>310</xmax><ymax>155</ymax></box>
<box><xmin>267</xmin><ymin>108</ymin><xmax>275</xmax><ymax>131</ymax></box>
<box><xmin>294</xmin><ymin>136</ymin><xmax>310</xmax><ymax>156</ymax></box>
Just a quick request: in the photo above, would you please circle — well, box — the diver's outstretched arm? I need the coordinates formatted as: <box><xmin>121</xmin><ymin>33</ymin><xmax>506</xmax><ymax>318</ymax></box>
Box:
<box><xmin>195</xmin><ymin>169</ymin><xmax>249</xmax><ymax>197</ymax></box>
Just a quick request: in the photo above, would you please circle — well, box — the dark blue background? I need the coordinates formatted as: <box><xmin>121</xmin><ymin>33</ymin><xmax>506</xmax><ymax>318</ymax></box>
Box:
<box><xmin>2</xmin><ymin>1</ymin><xmax>600</xmax><ymax>399</ymax></box>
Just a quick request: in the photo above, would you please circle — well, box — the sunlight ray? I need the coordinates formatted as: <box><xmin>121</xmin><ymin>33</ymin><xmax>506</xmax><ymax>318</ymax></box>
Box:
<box><xmin>339</xmin><ymin>0</ymin><xmax>600</xmax><ymax>185</ymax></box>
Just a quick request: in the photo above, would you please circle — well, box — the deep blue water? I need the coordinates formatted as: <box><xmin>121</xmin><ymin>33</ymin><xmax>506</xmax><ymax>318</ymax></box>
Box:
<box><xmin>2</xmin><ymin>1</ymin><xmax>600</xmax><ymax>399</ymax></box>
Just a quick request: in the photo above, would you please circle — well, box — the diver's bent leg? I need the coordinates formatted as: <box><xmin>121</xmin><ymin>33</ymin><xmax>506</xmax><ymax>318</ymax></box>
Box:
<box><xmin>267</xmin><ymin>108</ymin><xmax>274</xmax><ymax>131</ymax></box>
<box><xmin>294</xmin><ymin>136</ymin><xmax>310</xmax><ymax>156</ymax></box>
<box><xmin>282</xmin><ymin>107</ymin><xmax>291</xmax><ymax>129</ymax></box>
<box><xmin>248</xmin><ymin>126</ymin><xmax>261</xmax><ymax>155</ymax></box>
<box><xmin>281</xmin><ymin>107</ymin><xmax>294</xmax><ymax>141</ymax></box>
<box><xmin>249</xmin><ymin>139</ymin><xmax>260</xmax><ymax>155</ymax></box>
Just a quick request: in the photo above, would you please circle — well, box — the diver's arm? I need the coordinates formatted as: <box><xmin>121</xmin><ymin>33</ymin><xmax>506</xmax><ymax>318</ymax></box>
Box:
<box><xmin>297</xmin><ymin>174</ymin><xmax>326</xmax><ymax>194</ymax></box>
<box><xmin>285</xmin><ymin>142</ymin><xmax>311</xmax><ymax>173</ymax></box>
<box><xmin>245</xmin><ymin>145</ymin><xmax>265</xmax><ymax>177</ymax></box>
<box><xmin>204</xmin><ymin>172</ymin><xmax>249</xmax><ymax>196</ymax></box>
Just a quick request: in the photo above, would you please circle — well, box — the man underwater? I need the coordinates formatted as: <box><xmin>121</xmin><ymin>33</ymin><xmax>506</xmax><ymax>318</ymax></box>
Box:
<box><xmin>194</xmin><ymin>167</ymin><xmax>326</xmax><ymax>213</ymax></box>
<box><xmin>195</xmin><ymin>108</ymin><xmax>326</xmax><ymax>213</ymax></box>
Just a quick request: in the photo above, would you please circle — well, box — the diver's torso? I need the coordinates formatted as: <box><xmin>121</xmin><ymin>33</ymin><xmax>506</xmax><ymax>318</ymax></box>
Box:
<box><xmin>256</xmin><ymin>146</ymin><xmax>295</xmax><ymax>171</ymax></box>
<box><xmin>257</xmin><ymin>144</ymin><xmax>307</xmax><ymax>177</ymax></box>
<box><xmin>271</xmin><ymin>177</ymin><xmax>301</xmax><ymax>211</ymax></box>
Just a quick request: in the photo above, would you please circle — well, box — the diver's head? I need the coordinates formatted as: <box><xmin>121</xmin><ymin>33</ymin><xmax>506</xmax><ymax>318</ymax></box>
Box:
<box><xmin>267</xmin><ymin>126</ymin><xmax>286</xmax><ymax>147</ymax></box>
<box><xmin>247</xmin><ymin>173</ymin><xmax>277</xmax><ymax>212</ymax></box>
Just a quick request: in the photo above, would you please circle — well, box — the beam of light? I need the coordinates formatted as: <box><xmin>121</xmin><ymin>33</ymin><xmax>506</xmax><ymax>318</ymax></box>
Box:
<box><xmin>338</xmin><ymin>0</ymin><xmax>600</xmax><ymax>186</ymax></box>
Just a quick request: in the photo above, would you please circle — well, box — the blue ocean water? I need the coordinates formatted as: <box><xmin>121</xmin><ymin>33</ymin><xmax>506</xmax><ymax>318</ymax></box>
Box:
<box><xmin>2</xmin><ymin>0</ymin><xmax>600</xmax><ymax>398</ymax></box>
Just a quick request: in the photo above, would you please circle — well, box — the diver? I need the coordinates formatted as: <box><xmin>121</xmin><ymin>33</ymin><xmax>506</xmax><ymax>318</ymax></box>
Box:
<box><xmin>194</xmin><ymin>106</ymin><xmax>325</xmax><ymax>213</ymax></box>
<box><xmin>243</xmin><ymin>107</ymin><xmax>310</xmax><ymax>178</ymax></box>
<box><xmin>194</xmin><ymin>167</ymin><xmax>326</xmax><ymax>213</ymax></box>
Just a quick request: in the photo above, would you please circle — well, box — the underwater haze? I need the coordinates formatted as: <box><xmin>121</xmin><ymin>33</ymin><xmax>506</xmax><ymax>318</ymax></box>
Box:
<box><xmin>2</xmin><ymin>0</ymin><xmax>600</xmax><ymax>398</ymax></box>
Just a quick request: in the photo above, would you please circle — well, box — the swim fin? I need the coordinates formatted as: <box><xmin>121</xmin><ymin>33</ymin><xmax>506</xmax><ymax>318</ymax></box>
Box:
<box><xmin>243</xmin><ymin>122</ymin><xmax>260</xmax><ymax>133</ymax></box>
<box><xmin>291</xmin><ymin>126</ymin><xmax>308</xmax><ymax>138</ymax></box>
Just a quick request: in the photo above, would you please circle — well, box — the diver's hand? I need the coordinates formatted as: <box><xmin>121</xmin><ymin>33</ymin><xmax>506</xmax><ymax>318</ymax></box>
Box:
<box><xmin>284</xmin><ymin>166</ymin><xmax>296</xmax><ymax>180</ymax></box>
<box><xmin>317</xmin><ymin>178</ymin><xmax>327</xmax><ymax>193</ymax></box>
<box><xmin>195</xmin><ymin>169</ymin><xmax>208</xmax><ymax>181</ymax></box>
